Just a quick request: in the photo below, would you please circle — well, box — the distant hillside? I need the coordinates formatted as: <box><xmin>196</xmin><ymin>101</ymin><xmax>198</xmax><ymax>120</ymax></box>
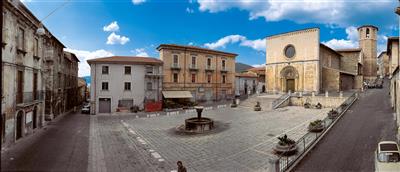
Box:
<box><xmin>235</xmin><ymin>62</ymin><xmax>253</xmax><ymax>73</ymax></box>
<box><xmin>82</xmin><ymin>76</ymin><xmax>91</xmax><ymax>85</ymax></box>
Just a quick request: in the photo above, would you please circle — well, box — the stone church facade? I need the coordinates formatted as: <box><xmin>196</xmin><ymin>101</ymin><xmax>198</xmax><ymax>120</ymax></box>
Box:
<box><xmin>265</xmin><ymin>26</ymin><xmax>377</xmax><ymax>94</ymax></box>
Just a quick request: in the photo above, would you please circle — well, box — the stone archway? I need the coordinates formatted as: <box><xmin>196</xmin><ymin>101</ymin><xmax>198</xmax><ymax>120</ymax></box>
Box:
<box><xmin>280</xmin><ymin>66</ymin><xmax>299</xmax><ymax>92</ymax></box>
<box><xmin>16</xmin><ymin>111</ymin><xmax>24</xmax><ymax>140</ymax></box>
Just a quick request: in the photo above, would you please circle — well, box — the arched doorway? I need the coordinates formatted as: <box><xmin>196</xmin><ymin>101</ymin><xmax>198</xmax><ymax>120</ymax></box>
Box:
<box><xmin>280</xmin><ymin>66</ymin><xmax>299</xmax><ymax>93</ymax></box>
<box><xmin>16</xmin><ymin>111</ymin><xmax>23</xmax><ymax>140</ymax></box>
<box><xmin>33</xmin><ymin>107</ymin><xmax>37</xmax><ymax>129</ymax></box>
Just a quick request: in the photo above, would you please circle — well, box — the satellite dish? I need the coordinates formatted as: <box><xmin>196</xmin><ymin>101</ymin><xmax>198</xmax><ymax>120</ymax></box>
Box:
<box><xmin>36</xmin><ymin>27</ymin><xmax>45</xmax><ymax>36</ymax></box>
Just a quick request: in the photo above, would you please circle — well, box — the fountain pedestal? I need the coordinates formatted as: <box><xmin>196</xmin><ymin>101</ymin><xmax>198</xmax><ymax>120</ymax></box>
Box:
<box><xmin>184</xmin><ymin>106</ymin><xmax>214</xmax><ymax>133</ymax></box>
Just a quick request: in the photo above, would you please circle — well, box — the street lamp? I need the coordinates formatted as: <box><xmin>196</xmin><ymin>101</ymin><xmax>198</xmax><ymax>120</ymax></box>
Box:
<box><xmin>36</xmin><ymin>0</ymin><xmax>71</xmax><ymax>36</ymax></box>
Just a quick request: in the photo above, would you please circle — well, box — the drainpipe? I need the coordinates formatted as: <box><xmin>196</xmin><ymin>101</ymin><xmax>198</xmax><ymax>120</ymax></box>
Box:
<box><xmin>0</xmin><ymin>0</ymin><xmax>3</xmax><ymax>150</ymax></box>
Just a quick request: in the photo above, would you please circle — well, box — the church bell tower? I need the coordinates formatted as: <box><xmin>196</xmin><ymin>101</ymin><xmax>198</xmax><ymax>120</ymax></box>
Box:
<box><xmin>358</xmin><ymin>25</ymin><xmax>378</xmax><ymax>81</ymax></box>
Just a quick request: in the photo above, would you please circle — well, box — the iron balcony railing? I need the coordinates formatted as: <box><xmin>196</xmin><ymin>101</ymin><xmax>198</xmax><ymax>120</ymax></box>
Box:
<box><xmin>163</xmin><ymin>82</ymin><xmax>233</xmax><ymax>89</ymax></box>
<box><xmin>16</xmin><ymin>90</ymin><xmax>45</xmax><ymax>105</ymax></box>
<box><xmin>171</xmin><ymin>63</ymin><xmax>181</xmax><ymax>69</ymax></box>
<box><xmin>205</xmin><ymin>65</ymin><xmax>215</xmax><ymax>71</ymax></box>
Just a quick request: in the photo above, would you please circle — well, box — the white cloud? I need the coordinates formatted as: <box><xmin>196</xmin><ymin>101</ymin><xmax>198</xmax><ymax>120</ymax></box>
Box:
<box><xmin>186</xmin><ymin>7</ymin><xmax>195</xmax><ymax>13</ymax></box>
<box><xmin>323</xmin><ymin>26</ymin><xmax>388</xmax><ymax>55</ymax></box>
<box><xmin>204</xmin><ymin>35</ymin><xmax>265</xmax><ymax>51</ymax></box>
<box><xmin>106</xmin><ymin>32</ymin><xmax>130</xmax><ymax>45</ymax></box>
<box><xmin>103</xmin><ymin>21</ymin><xmax>119</xmax><ymax>32</ymax></box>
<box><xmin>64</xmin><ymin>48</ymin><xmax>114</xmax><ymax>77</ymax></box>
<box><xmin>252</xmin><ymin>64</ymin><xmax>265</xmax><ymax>68</ymax></box>
<box><xmin>188</xmin><ymin>42</ymin><xmax>195</xmax><ymax>46</ymax></box>
<box><xmin>133</xmin><ymin>48</ymin><xmax>149</xmax><ymax>57</ymax></box>
<box><xmin>322</xmin><ymin>26</ymin><xmax>359</xmax><ymax>49</ymax></box>
<box><xmin>132</xmin><ymin>0</ymin><xmax>146</xmax><ymax>5</ymax></box>
<box><xmin>196</xmin><ymin>0</ymin><xmax>395</xmax><ymax>28</ymax></box>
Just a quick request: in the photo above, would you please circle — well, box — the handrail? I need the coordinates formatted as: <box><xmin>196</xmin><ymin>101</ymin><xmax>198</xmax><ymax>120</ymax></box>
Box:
<box><xmin>276</xmin><ymin>92</ymin><xmax>358</xmax><ymax>172</ymax></box>
<box><xmin>272</xmin><ymin>93</ymin><xmax>291</xmax><ymax>109</ymax></box>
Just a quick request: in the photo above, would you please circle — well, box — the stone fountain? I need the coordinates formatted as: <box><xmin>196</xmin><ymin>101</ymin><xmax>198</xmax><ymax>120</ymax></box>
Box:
<box><xmin>183</xmin><ymin>106</ymin><xmax>214</xmax><ymax>133</ymax></box>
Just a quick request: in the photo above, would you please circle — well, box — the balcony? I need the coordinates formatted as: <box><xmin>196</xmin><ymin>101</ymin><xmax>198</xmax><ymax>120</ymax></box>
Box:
<box><xmin>16</xmin><ymin>91</ymin><xmax>45</xmax><ymax>107</ymax></box>
<box><xmin>163</xmin><ymin>82</ymin><xmax>232</xmax><ymax>89</ymax></box>
<box><xmin>189</xmin><ymin>64</ymin><xmax>198</xmax><ymax>71</ymax></box>
<box><xmin>145</xmin><ymin>72</ymin><xmax>163</xmax><ymax>78</ymax></box>
<box><xmin>220</xmin><ymin>67</ymin><xmax>229</xmax><ymax>73</ymax></box>
<box><xmin>205</xmin><ymin>65</ymin><xmax>215</xmax><ymax>72</ymax></box>
<box><xmin>171</xmin><ymin>63</ymin><xmax>181</xmax><ymax>70</ymax></box>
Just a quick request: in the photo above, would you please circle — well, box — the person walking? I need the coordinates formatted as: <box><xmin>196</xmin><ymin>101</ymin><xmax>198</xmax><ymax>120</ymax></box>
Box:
<box><xmin>177</xmin><ymin>161</ymin><xmax>187</xmax><ymax>172</ymax></box>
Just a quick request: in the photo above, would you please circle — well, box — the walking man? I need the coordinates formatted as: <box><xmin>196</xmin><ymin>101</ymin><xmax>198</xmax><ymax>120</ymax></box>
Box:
<box><xmin>177</xmin><ymin>161</ymin><xmax>187</xmax><ymax>172</ymax></box>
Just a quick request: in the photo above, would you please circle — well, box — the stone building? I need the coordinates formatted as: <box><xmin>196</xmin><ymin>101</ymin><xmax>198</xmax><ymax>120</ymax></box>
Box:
<box><xmin>1</xmin><ymin>0</ymin><xmax>79</xmax><ymax>148</ymax></box>
<box><xmin>157</xmin><ymin>44</ymin><xmax>237</xmax><ymax>102</ymax></box>
<box><xmin>358</xmin><ymin>25</ymin><xmax>378</xmax><ymax>81</ymax></box>
<box><xmin>77</xmin><ymin>77</ymin><xmax>87</xmax><ymax>104</ymax></box>
<box><xmin>235</xmin><ymin>72</ymin><xmax>258</xmax><ymax>96</ymax></box>
<box><xmin>88</xmin><ymin>56</ymin><xmax>163</xmax><ymax>114</ymax></box>
<box><xmin>247</xmin><ymin>67</ymin><xmax>266</xmax><ymax>92</ymax></box>
<box><xmin>61</xmin><ymin>51</ymin><xmax>80</xmax><ymax>113</ymax></box>
<box><xmin>265</xmin><ymin>26</ymin><xmax>376</xmax><ymax>94</ymax></box>
<box><xmin>1</xmin><ymin>0</ymin><xmax>46</xmax><ymax>147</ymax></box>
<box><xmin>377</xmin><ymin>51</ymin><xmax>389</xmax><ymax>77</ymax></box>
<box><xmin>388</xmin><ymin>37</ymin><xmax>399</xmax><ymax>119</ymax></box>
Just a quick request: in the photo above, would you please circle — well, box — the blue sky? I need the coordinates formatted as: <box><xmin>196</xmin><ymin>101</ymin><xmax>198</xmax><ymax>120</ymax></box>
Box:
<box><xmin>22</xmin><ymin>0</ymin><xmax>399</xmax><ymax>76</ymax></box>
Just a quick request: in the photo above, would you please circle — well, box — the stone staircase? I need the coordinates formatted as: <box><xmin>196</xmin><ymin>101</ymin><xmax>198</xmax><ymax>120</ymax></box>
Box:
<box><xmin>238</xmin><ymin>94</ymin><xmax>282</xmax><ymax>110</ymax></box>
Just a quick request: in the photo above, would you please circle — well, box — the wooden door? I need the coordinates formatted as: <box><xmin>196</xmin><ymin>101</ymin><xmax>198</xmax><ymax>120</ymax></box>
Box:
<box><xmin>286</xmin><ymin>79</ymin><xmax>295</xmax><ymax>92</ymax></box>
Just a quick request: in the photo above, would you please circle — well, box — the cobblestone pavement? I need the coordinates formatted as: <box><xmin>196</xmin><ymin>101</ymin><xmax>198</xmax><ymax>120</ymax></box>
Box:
<box><xmin>97</xmin><ymin>106</ymin><xmax>329</xmax><ymax>172</ymax></box>
<box><xmin>1</xmin><ymin>103</ymin><xmax>330</xmax><ymax>172</ymax></box>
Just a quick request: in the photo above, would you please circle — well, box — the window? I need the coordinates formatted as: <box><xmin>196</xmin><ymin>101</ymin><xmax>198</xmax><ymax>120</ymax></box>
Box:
<box><xmin>191</xmin><ymin>56</ymin><xmax>196</xmax><ymax>67</ymax></box>
<box><xmin>146</xmin><ymin>66</ymin><xmax>153</xmax><ymax>74</ymax></box>
<box><xmin>284</xmin><ymin>45</ymin><xmax>296</xmax><ymax>58</ymax></box>
<box><xmin>173</xmin><ymin>55</ymin><xmax>178</xmax><ymax>64</ymax></box>
<box><xmin>124</xmin><ymin>82</ymin><xmax>131</xmax><ymax>91</ymax></box>
<box><xmin>58</xmin><ymin>73</ymin><xmax>62</xmax><ymax>89</ymax></box>
<box><xmin>191</xmin><ymin>74</ymin><xmax>196</xmax><ymax>83</ymax></box>
<box><xmin>222</xmin><ymin>60</ymin><xmax>226</xmax><ymax>69</ymax></box>
<box><xmin>16</xmin><ymin>70</ymin><xmax>24</xmax><ymax>104</ymax></box>
<box><xmin>34</xmin><ymin>38</ymin><xmax>39</xmax><ymax>57</ymax></box>
<box><xmin>33</xmin><ymin>73</ymin><xmax>38</xmax><ymax>100</ymax></box>
<box><xmin>102</xmin><ymin>82</ymin><xmax>109</xmax><ymax>90</ymax></box>
<box><xmin>102</xmin><ymin>66</ymin><xmax>109</xmax><ymax>74</ymax></box>
<box><xmin>222</xmin><ymin>75</ymin><xmax>226</xmax><ymax>84</ymax></box>
<box><xmin>207</xmin><ymin>58</ymin><xmax>211</xmax><ymax>67</ymax></box>
<box><xmin>17</xmin><ymin>28</ymin><xmax>25</xmax><ymax>50</ymax></box>
<box><xmin>207</xmin><ymin>74</ymin><xmax>211</xmax><ymax>83</ymax></box>
<box><xmin>366</xmin><ymin>28</ymin><xmax>370</xmax><ymax>38</ymax></box>
<box><xmin>147</xmin><ymin>82</ymin><xmax>153</xmax><ymax>90</ymax></box>
<box><xmin>124</xmin><ymin>66</ymin><xmax>131</xmax><ymax>75</ymax></box>
<box><xmin>173</xmin><ymin>73</ymin><xmax>178</xmax><ymax>83</ymax></box>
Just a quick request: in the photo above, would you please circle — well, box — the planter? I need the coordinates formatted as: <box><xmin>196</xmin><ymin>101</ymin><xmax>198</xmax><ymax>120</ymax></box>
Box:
<box><xmin>254</xmin><ymin>101</ymin><xmax>262</xmax><ymax>111</ymax></box>
<box><xmin>304</xmin><ymin>103</ymin><xmax>311</xmax><ymax>109</ymax></box>
<box><xmin>231</xmin><ymin>104</ymin><xmax>238</xmax><ymax>108</ymax></box>
<box><xmin>328</xmin><ymin>109</ymin><xmax>339</xmax><ymax>119</ymax></box>
<box><xmin>308</xmin><ymin>124</ymin><xmax>324</xmax><ymax>132</ymax></box>
<box><xmin>315</xmin><ymin>103</ymin><xmax>322</xmax><ymax>109</ymax></box>
<box><xmin>273</xmin><ymin>144</ymin><xmax>298</xmax><ymax>156</ymax></box>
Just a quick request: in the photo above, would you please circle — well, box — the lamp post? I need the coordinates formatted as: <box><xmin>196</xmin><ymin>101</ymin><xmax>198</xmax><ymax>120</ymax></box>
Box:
<box><xmin>36</xmin><ymin>0</ymin><xmax>71</xmax><ymax>36</ymax></box>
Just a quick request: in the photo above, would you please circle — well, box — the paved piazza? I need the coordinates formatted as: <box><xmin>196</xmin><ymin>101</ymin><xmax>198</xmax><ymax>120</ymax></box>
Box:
<box><xmin>90</xmin><ymin>106</ymin><xmax>330</xmax><ymax>172</ymax></box>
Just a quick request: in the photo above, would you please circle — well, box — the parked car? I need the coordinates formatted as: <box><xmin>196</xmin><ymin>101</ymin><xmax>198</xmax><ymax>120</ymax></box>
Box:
<box><xmin>81</xmin><ymin>104</ymin><xmax>90</xmax><ymax>114</ymax></box>
<box><xmin>375</xmin><ymin>141</ymin><xmax>400</xmax><ymax>172</ymax></box>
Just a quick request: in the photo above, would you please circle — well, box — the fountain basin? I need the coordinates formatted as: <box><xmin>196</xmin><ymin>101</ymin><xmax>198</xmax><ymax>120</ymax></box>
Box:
<box><xmin>184</xmin><ymin>117</ymin><xmax>214</xmax><ymax>133</ymax></box>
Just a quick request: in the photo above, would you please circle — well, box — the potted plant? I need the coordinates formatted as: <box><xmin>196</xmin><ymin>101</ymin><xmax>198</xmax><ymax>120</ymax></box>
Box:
<box><xmin>328</xmin><ymin>109</ymin><xmax>339</xmax><ymax>119</ymax></box>
<box><xmin>315</xmin><ymin>103</ymin><xmax>322</xmax><ymax>109</ymax></box>
<box><xmin>304</xmin><ymin>102</ymin><xmax>311</xmax><ymax>109</ymax></box>
<box><xmin>254</xmin><ymin>101</ymin><xmax>262</xmax><ymax>111</ymax></box>
<box><xmin>308</xmin><ymin>119</ymin><xmax>324</xmax><ymax>132</ymax></box>
<box><xmin>231</xmin><ymin>99</ymin><xmax>238</xmax><ymax>108</ymax></box>
<box><xmin>273</xmin><ymin>134</ymin><xmax>297</xmax><ymax>156</ymax></box>
<box><xmin>130</xmin><ymin>105</ymin><xmax>139</xmax><ymax>113</ymax></box>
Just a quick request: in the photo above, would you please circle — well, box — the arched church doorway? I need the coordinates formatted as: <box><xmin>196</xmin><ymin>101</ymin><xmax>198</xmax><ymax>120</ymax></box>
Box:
<box><xmin>280</xmin><ymin>66</ymin><xmax>299</xmax><ymax>93</ymax></box>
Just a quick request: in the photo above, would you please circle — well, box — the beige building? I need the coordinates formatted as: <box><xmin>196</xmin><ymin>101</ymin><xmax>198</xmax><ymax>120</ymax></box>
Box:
<box><xmin>388</xmin><ymin>37</ymin><xmax>399</xmax><ymax>119</ymax></box>
<box><xmin>358</xmin><ymin>25</ymin><xmax>378</xmax><ymax>81</ymax></box>
<box><xmin>157</xmin><ymin>44</ymin><xmax>237</xmax><ymax>102</ymax></box>
<box><xmin>265</xmin><ymin>26</ymin><xmax>375</xmax><ymax>94</ymax></box>
<box><xmin>377</xmin><ymin>51</ymin><xmax>389</xmax><ymax>77</ymax></box>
